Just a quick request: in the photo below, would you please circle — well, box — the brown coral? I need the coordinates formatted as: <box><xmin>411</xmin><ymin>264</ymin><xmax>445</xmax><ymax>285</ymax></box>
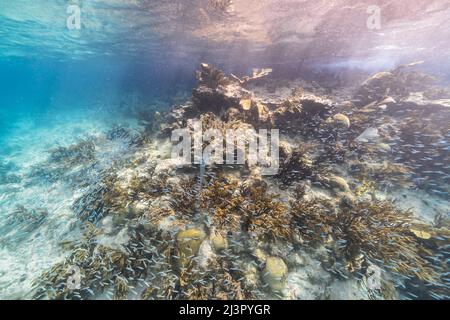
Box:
<box><xmin>290</xmin><ymin>197</ymin><xmax>441</xmax><ymax>283</ymax></box>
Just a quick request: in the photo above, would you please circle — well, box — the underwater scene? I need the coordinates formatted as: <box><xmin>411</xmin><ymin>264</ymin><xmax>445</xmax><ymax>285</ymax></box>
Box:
<box><xmin>0</xmin><ymin>1</ymin><xmax>449</xmax><ymax>301</ymax></box>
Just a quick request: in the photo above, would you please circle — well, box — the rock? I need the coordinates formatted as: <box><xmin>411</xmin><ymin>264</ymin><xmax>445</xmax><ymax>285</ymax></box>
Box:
<box><xmin>256</xmin><ymin>102</ymin><xmax>270</xmax><ymax>122</ymax></box>
<box><xmin>354</xmin><ymin>67</ymin><xmax>436</xmax><ymax>107</ymax></box>
<box><xmin>239</xmin><ymin>98</ymin><xmax>252</xmax><ymax>111</ymax></box>
<box><xmin>410</xmin><ymin>228</ymin><xmax>432</xmax><ymax>240</ymax></box>
<box><xmin>377</xmin><ymin>97</ymin><xmax>397</xmax><ymax>110</ymax></box>
<box><xmin>378</xmin><ymin>96</ymin><xmax>396</xmax><ymax>105</ymax></box>
<box><xmin>210</xmin><ymin>230</ymin><xmax>228</xmax><ymax>252</ymax></box>
<box><xmin>100</xmin><ymin>215</ymin><xmax>115</xmax><ymax>235</ymax></box>
<box><xmin>176</xmin><ymin>228</ymin><xmax>207</xmax><ymax>269</ymax></box>
<box><xmin>129</xmin><ymin>201</ymin><xmax>147</xmax><ymax>217</ymax></box>
<box><xmin>324</xmin><ymin>175</ymin><xmax>351</xmax><ymax>193</ymax></box>
<box><xmin>284</xmin><ymin>261</ymin><xmax>331</xmax><ymax>300</ymax></box>
<box><xmin>287</xmin><ymin>253</ymin><xmax>306</xmax><ymax>268</ymax></box>
<box><xmin>401</xmin><ymin>92</ymin><xmax>450</xmax><ymax>110</ymax></box>
<box><xmin>253</xmin><ymin>248</ymin><xmax>267</xmax><ymax>265</ymax></box>
<box><xmin>244</xmin><ymin>265</ymin><xmax>259</xmax><ymax>289</ymax></box>
<box><xmin>196</xmin><ymin>63</ymin><xmax>229</xmax><ymax>89</ymax></box>
<box><xmin>376</xmin><ymin>142</ymin><xmax>392</xmax><ymax>153</ymax></box>
<box><xmin>356</xmin><ymin>127</ymin><xmax>379</xmax><ymax>143</ymax></box>
<box><xmin>262</xmin><ymin>257</ymin><xmax>288</xmax><ymax>292</ymax></box>
<box><xmin>354</xmin><ymin>72</ymin><xmax>396</xmax><ymax>107</ymax></box>
<box><xmin>325</xmin><ymin>279</ymin><xmax>370</xmax><ymax>300</ymax></box>
<box><xmin>341</xmin><ymin>100</ymin><xmax>356</xmax><ymax>111</ymax></box>
<box><xmin>278</xmin><ymin>140</ymin><xmax>293</xmax><ymax>163</ymax></box>
<box><xmin>192</xmin><ymin>63</ymin><xmax>254</xmax><ymax>115</ymax></box>
<box><xmin>327</xmin><ymin>113</ymin><xmax>350</xmax><ymax>128</ymax></box>
<box><xmin>369</xmin><ymin>71</ymin><xmax>394</xmax><ymax>81</ymax></box>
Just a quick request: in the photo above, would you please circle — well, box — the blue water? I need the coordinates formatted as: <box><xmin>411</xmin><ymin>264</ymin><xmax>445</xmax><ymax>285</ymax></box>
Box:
<box><xmin>0</xmin><ymin>57</ymin><xmax>195</xmax><ymax>150</ymax></box>
<box><xmin>0</xmin><ymin>0</ymin><xmax>207</xmax><ymax>297</ymax></box>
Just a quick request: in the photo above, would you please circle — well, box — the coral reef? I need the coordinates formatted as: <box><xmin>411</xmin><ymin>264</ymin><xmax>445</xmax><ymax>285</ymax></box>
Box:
<box><xmin>49</xmin><ymin>139</ymin><xmax>96</xmax><ymax>166</ymax></box>
<box><xmin>30</xmin><ymin>63</ymin><xmax>450</xmax><ymax>300</ymax></box>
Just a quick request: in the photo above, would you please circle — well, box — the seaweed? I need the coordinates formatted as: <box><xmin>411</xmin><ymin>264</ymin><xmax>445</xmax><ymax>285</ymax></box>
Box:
<box><xmin>177</xmin><ymin>255</ymin><xmax>256</xmax><ymax>300</ymax></box>
<box><xmin>290</xmin><ymin>197</ymin><xmax>441</xmax><ymax>283</ymax></box>
<box><xmin>49</xmin><ymin>139</ymin><xmax>96</xmax><ymax>166</ymax></box>
<box><xmin>201</xmin><ymin>175</ymin><xmax>291</xmax><ymax>242</ymax></box>
<box><xmin>27</xmin><ymin>63</ymin><xmax>450</xmax><ymax>301</ymax></box>
<box><xmin>275</xmin><ymin>146</ymin><xmax>314</xmax><ymax>188</ymax></box>
<box><xmin>350</xmin><ymin>161</ymin><xmax>413</xmax><ymax>190</ymax></box>
<box><xmin>32</xmin><ymin>224</ymin><xmax>162</xmax><ymax>300</ymax></box>
<box><xmin>207</xmin><ymin>0</ymin><xmax>233</xmax><ymax>14</ymax></box>
<box><xmin>353</xmin><ymin>69</ymin><xmax>435</xmax><ymax>107</ymax></box>
<box><xmin>169</xmin><ymin>176</ymin><xmax>199</xmax><ymax>217</ymax></box>
<box><xmin>72</xmin><ymin>170</ymin><xmax>130</xmax><ymax>223</ymax></box>
<box><xmin>200</xmin><ymin>175</ymin><xmax>242</xmax><ymax>232</ymax></box>
<box><xmin>196</xmin><ymin>63</ymin><xmax>230</xmax><ymax>89</ymax></box>
<box><xmin>240</xmin><ymin>187</ymin><xmax>290</xmax><ymax>242</ymax></box>
<box><xmin>113</xmin><ymin>276</ymin><xmax>129</xmax><ymax>300</ymax></box>
<box><xmin>107</xmin><ymin>126</ymin><xmax>152</xmax><ymax>148</ymax></box>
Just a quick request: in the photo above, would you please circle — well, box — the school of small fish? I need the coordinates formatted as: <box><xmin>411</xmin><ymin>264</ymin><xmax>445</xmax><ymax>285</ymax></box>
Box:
<box><xmin>24</xmin><ymin>63</ymin><xmax>450</xmax><ymax>300</ymax></box>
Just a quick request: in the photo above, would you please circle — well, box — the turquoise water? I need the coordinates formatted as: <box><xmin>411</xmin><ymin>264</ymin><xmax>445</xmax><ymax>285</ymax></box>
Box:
<box><xmin>0</xmin><ymin>1</ymin><xmax>201</xmax><ymax>297</ymax></box>
<box><xmin>0</xmin><ymin>1</ymin><xmax>449</xmax><ymax>300</ymax></box>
